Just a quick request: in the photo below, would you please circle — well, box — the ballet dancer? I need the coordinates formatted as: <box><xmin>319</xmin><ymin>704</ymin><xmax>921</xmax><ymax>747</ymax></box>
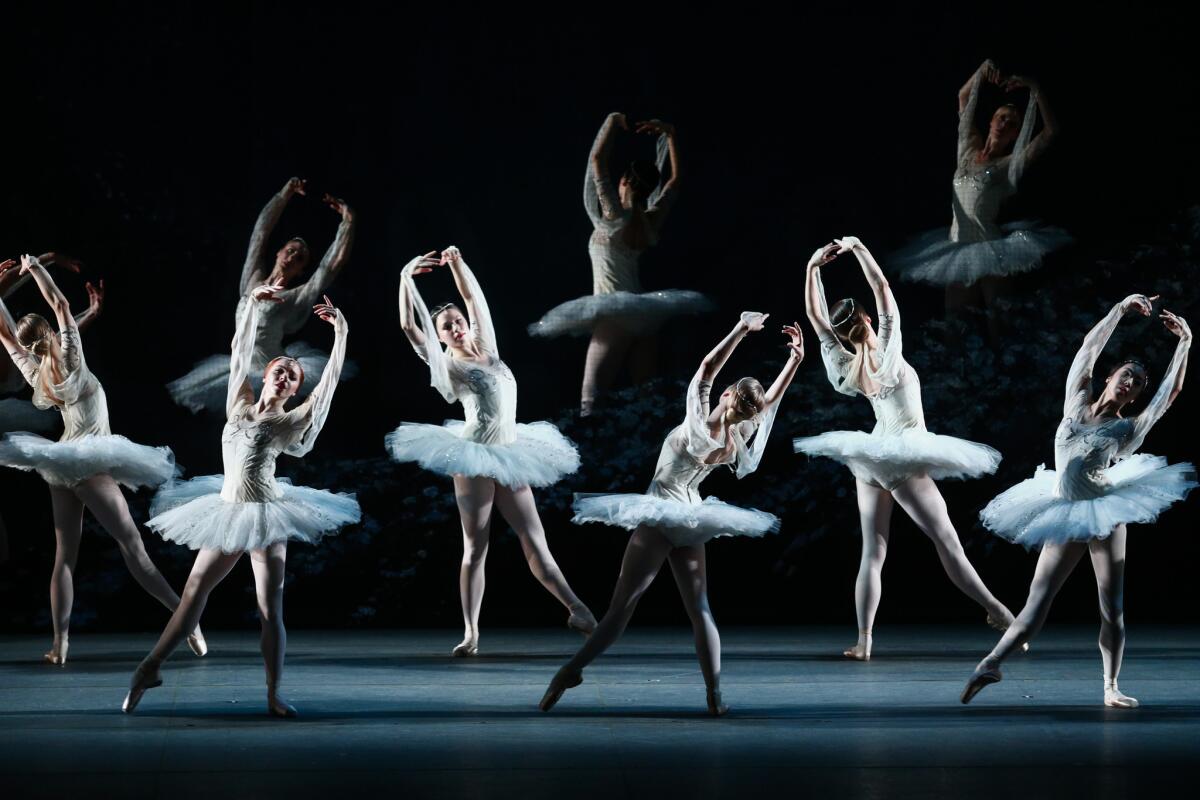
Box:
<box><xmin>528</xmin><ymin>113</ymin><xmax>712</xmax><ymax>415</ymax></box>
<box><xmin>963</xmin><ymin>294</ymin><xmax>1193</xmax><ymax>707</ymax></box>
<box><xmin>795</xmin><ymin>238</ymin><xmax>1017</xmax><ymax>661</ymax></box>
<box><xmin>540</xmin><ymin>311</ymin><xmax>802</xmax><ymax>716</ymax></box>
<box><xmin>390</xmin><ymin>246</ymin><xmax>596</xmax><ymax>657</ymax></box>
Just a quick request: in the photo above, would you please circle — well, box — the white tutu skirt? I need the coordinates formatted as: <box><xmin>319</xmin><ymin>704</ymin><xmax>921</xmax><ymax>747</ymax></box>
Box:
<box><xmin>147</xmin><ymin>475</ymin><xmax>361</xmax><ymax>553</ymax></box>
<box><xmin>385</xmin><ymin>421</ymin><xmax>580</xmax><ymax>489</ymax></box>
<box><xmin>980</xmin><ymin>455</ymin><xmax>1197</xmax><ymax>548</ymax></box>
<box><xmin>794</xmin><ymin>429</ymin><xmax>1001</xmax><ymax>491</ymax></box>
<box><xmin>891</xmin><ymin>222</ymin><xmax>1071</xmax><ymax>286</ymax></box>
<box><xmin>167</xmin><ymin>341</ymin><xmax>359</xmax><ymax>413</ymax></box>
<box><xmin>0</xmin><ymin>432</ymin><xmax>179</xmax><ymax>489</ymax></box>
<box><xmin>0</xmin><ymin>398</ymin><xmax>58</xmax><ymax>434</ymax></box>
<box><xmin>528</xmin><ymin>290</ymin><xmax>714</xmax><ymax>338</ymax></box>
<box><xmin>572</xmin><ymin>493</ymin><xmax>781</xmax><ymax>548</ymax></box>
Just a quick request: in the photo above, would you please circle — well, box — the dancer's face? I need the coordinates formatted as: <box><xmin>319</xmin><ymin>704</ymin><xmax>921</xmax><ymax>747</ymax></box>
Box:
<box><xmin>1101</xmin><ymin>363</ymin><xmax>1148</xmax><ymax>409</ymax></box>
<box><xmin>274</xmin><ymin>240</ymin><xmax>310</xmax><ymax>282</ymax></box>
<box><xmin>261</xmin><ymin>358</ymin><xmax>303</xmax><ymax>403</ymax></box>
<box><xmin>988</xmin><ymin>106</ymin><xmax>1021</xmax><ymax>150</ymax></box>
<box><xmin>435</xmin><ymin>307</ymin><xmax>471</xmax><ymax>349</ymax></box>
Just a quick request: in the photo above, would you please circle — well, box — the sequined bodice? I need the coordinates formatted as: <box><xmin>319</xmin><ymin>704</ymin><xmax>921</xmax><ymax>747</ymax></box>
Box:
<box><xmin>1053</xmin><ymin>415</ymin><xmax>1134</xmax><ymax>500</ymax></box>
<box><xmin>452</xmin><ymin>357</ymin><xmax>518</xmax><ymax>445</ymax></box>
<box><xmin>866</xmin><ymin>370</ymin><xmax>926</xmax><ymax>435</ymax></box>
<box><xmin>219</xmin><ymin>405</ymin><xmax>296</xmax><ymax>503</ymax></box>
<box><xmin>950</xmin><ymin>150</ymin><xmax>1015</xmax><ymax>243</ymax></box>
<box><xmin>647</xmin><ymin>425</ymin><xmax>727</xmax><ymax>504</ymax></box>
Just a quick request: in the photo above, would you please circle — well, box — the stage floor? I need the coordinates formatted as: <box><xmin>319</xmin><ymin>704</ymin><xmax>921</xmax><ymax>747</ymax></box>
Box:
<box><xmin>1</xmin><ymin>625</ymin><xmax>1197</xmax><ymax>798</ymax></box>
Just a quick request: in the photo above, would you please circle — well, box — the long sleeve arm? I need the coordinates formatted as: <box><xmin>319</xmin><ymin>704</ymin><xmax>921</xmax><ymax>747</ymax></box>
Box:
<box><xmin>1064</xmin><ymin>300</ymin><xmax>1126</xmax><ymax>417</ymax></box>
<box><xmin>957</xmin><ymin>69</ymin><xmax>984</xmax><ymax>161</ymax></box>
<box><xmin>585</xmin><ymin>113</ymin><xmax>623</xmax><ymax>223</ymax></box>
<box><xmin>447</xmin><ymin>255</ymin><xmax>498</xmax><ymax>358</ymax></box>
<box><xmin>240</xmin><ymin>188</ymin><xmax>292</xmax><ymax>294</ymax></box>
<box><xmin>646</xmin><ymin>128</ymin><xmax>681</xmax><ymax>232</ymax></box>
<box><xmin>23</xmin><ymin>258</ymin><xmax>75</xmax><ymax>335</ymax></box>
<box><xmin>1008</xmin><ymin>84</ymin><xmax>1055</xmax><ymax>186</ymax></box>
<box><xmin>734</xmin><ymin>349</ymin><xmax>803</xmax><ymax>479</ymax></box>
<box><xmin>227</xmin><ymin>296</ymin><xmax>261</xmax><ymax>418</ymax></box>
<box><xmin>399</xmin><ymin>261</ymin><xmax>456</xmax><ymax>403</ymax></box>
<box><xmin>285</xmin><ymin>312</ymin><xmax>349</xmax><ymax>457</ymax></box>
<box><xmin>1121</xmin><ymin>333</ymin><xmax>1191</xmax><ymax>457</ymax></box>
<box><xmin>0</xmin><ymin>295</ymin><xmax>39</xmax><ymax>386</ymax></box>
<box><xmin>291</xmin><ymin>208</ymin><xmax>356</xmax><ymax>310</ymax></box>
<box><xmin>698</xmin><ymin>315</ymin><xmax>754</xmax><ymax>384</ymax></box>
<box><xmin>807</xmin><ymin>266</ymin><xmax>857</xmax><ymax>397</ymax></box>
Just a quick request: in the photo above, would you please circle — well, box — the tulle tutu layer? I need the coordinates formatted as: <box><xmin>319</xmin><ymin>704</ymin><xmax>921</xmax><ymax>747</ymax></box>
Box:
<box><xmin>794</xmin><ymin>429</ymin><xmax>1000</xmax><ymax>490</ymax></box>
<box><xmin>572</xmin><ymin>493</ymin><xmax>781</xmax><ymax>548</ymax></box>
<box><xmin>147</xmin><ymin>475</ymin><xmax>361</xmax><ymax>553</ymax></box>
<box><xmin>528</xmin><ymin>290</ymin><xmax>714</xmax><ymax>338</ymax></box>
<box><xmin>0</xmin><ymin>398</ymin><xmax>58</xmax><ymax>434</ymax></box>
<box><xmin>385</xmin><ymin>421</ymin><xmax>580</xmax><ymax>488</ymax></box>
<box><xmin>167</xmin><ymin>342</ymin><xmax>359</xmax><ymax>413</ymax></box>
<box><xmin>0</xmin><ymin>432</ymin><xmax>178</xmax><ymax>489</ymax></box>
<box><xmin>980</xmin><ymin>455</ymin><xmax>1197</xmax><ymax>548</ymax></box>
<box><xmin>891</xmin><ymin>222</ymin><xmax>1071</xmax><ymax>286</ymax></box>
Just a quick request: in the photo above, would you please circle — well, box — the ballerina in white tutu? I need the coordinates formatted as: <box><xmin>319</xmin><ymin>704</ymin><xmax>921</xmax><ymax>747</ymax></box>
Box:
<box><xmin>391</xmin><ymin>246</ymin><xmax>596</xmax><ymax>657</ymax></box>
<box><xmin>528</xmin><ymin>112</ymin><xmax>712</xmax><ymax>415</ymax></box>
<box><xmin>962</xmin><ymin>295</ymin><xmax>1194</xmax><ymax>708</ymax></box>
<box><xmin>892</xmin><ymin>60</ymin><xmax>1068</xmax><ymax>332</ymax></box>
<box><xmin>795</xmin><ymin>237</ymin><xmax>1017</xmax><ymax>661</ymax></box>
<box><xmin>123</xmin><ymin>286</ymin><xmax>355</xmax><ymax>717</ymax></box>
<box><xmin>167</xmin><ymin>177</ymin><xmax>356</xmax><ymax>413</ymax></box>
<box><xmin>0</xmin><ymin>255</ymin><xmax>202</xmax><ymax>666</ymax></box>
<box><xmin>540</xmin><ymin>311</ymin><xmax>803</xmax><ymax>716</ymax></box>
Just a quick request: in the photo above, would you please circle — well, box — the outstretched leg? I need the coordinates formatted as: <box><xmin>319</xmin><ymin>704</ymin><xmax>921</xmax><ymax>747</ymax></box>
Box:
<box><xmin>1090</xmin><ymin>526</ymin><xmax>1135</xmax><ymax>707</ymax></box>
<box><xmin>891</xmin><ymin>475</ymin><xmax>1013</xmax><ymax>624</ymax></box>
<box><xmin>45</xmin><ymin>486</ymin><xmax>84</xmax><ymax>664</ymax></box>
<box><xmin>847</xmin><ymin>480</ymin><xmax>893</xmax><ymax>660</ymax></box>
<box><xmin>493</xmin><ymin>483</ymin><xmax>595</xmax><ymax>633</ymax></box>
<box><xmin>581</xmin><ymin>319</ymin><xmax>634</xmax><ymax>415</ymax></box>
<box><xmin>962</xmin><ymin>541</ymin><xmax>1085</xmax><ymax>703</ymax></box>
<box><xmin>452</xmin><ymin>475</ymin><xmax>496</xmax><ymax>656</ymax></box>
<box><xmin>251</xmin><ymin>542</ymin><xmax>294</xmax><ymax>716</ymax></box>
<box><xmin>668</xmin><ymin>543</ymin><xmax>726</xmax><ymax>715</ymax></box>
<box><xmin>540</xmin><ymin>528</ymin><xmax>673</xmax><ymax>711</ymax></box>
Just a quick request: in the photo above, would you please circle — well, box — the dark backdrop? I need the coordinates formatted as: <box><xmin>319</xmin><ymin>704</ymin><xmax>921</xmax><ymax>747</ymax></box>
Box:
<box><xmin>2</xmin><ymin>3</ymin><xmax>1197</xmax><ymax>635</ymax></box>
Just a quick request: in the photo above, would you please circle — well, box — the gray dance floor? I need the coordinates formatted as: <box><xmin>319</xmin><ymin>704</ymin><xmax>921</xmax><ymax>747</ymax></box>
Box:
<box><xmin>1</xmin><ymin>626</ymin><xmax>1196</xmax><ymax>798</ymax></box>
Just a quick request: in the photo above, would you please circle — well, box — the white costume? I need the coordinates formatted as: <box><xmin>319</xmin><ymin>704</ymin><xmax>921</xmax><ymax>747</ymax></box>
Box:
<box><xmin>893</xmin><ymin>73</ymin><xmax>1069</xmax><ymax>286</ymax></box>
<box><xmin>387</xmin><ymin>257</ymin><xmax>580</xmax><ymax>488</ymax></box>
<box><xmin>147</xmin><ymin>297</ymin><xmax>358</xmax><ymax>553</ymax></box>
<box><xmin>0</xmin><ymin>325</ymin><xmax>176</xmax><ymax>489</ymax></box>
<box><xmin>981</xmin><ymin>301</ymin><xmax>1195</xmax><ymax>547</ymax></box>
<box><xmin>794</xmin><ymin>270</ymin><xmax>1000</xmax><ymax>489</ymax></box>
<box><xmin>572</xmin><ymin>371</ymin><xmax>781</xmax><ymax>547</ymax></box>
<box><xmin>528</xmin><ymin>116</ymin><xmax>711</xmax><ymax>337</ymax></box>
<box><xmin>167</xmin><ymin>188</ymin><xmax>357</xmax><ymax>412</ymax></box>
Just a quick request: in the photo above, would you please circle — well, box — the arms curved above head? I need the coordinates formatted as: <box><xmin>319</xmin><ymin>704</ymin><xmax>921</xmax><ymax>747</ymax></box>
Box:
<box><xmin>1062</xmin><ymin>295</ymin><xmax>1156</xmax><ymax>418</ymax></box>
<box><xmin>240</xmin><ymin>178</ymin><xmax>304</xmax><ymax>295</ymax></box>
<box><xmin>285</xmin><ymin>300</ymin><xmax>349</xmax><ymax>458</ymax></box>
<box><xmin>1121</xmin><ymin>311</ymin><xmax>1191</xmax><ymax>458</ymax></box>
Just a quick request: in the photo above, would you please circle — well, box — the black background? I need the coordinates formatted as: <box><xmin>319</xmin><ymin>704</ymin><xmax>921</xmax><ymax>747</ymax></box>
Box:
<box><xmin>2</xmin><ymin>3</ymin><xmax>1197</xmax><ymax>635</ymax></box>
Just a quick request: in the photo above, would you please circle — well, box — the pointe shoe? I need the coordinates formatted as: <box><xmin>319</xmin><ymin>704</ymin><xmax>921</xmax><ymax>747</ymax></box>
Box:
<box><xmin>986</xmin><ymin>615</ymin><xmax>1030</xmax><ymax>653</ymax></box>
<box><xmin>452</xmin><ymin>637</ymin><xmax>479</xmax><ymax>658</ymax></box>
<box><xmin>122</xmin><ymin>662</ymin><xmax>163</xmax><ymax>714</ymax></box>
<box><xmin>706</xmin><ymin>689</ymin><xmax>729</xmax><ymax>717</ymax></box>
<box><xmin>843</xmin><ymin>632</ymin><xmax>871</xmax><ymax>662</ymax></box>
<box><xmin>42</xmin><ymin>639</ymin><xmax>68</xmax><ymax>666</ymax></box>
<box><xmin>268</xmin><ymin>692</ymin><xmax>299</xmax><ymax>718</ymax></box>
<box><xmin>539</xmin><ymin>666</ymin><xmax>582</xmax><ymax>712</ymax></box>
<box><xmin>567</xmin><ymin>604</ymin><xmax>597</xmax><ymax>636</ymax></box>
<box><xmin>960</xmin><ymin>664</ymin><xmax>1002</xmax><ymax>704</ymax></box>
<box><xmin>186</xmin><ymin>629</ymin><xmax>208</xmax><ymax>657</ymax></box>
<box><xmin>1104</xmin><ymin>680</ymin><xmax>1139</xmax><ymax>709</ymax></box>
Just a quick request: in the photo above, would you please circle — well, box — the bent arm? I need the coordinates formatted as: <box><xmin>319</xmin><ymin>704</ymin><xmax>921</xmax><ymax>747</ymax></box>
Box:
<box><xmin>240</xmin><ymin>185</ymin><xmax>294</xmax><ymax>294</ymax></box>
<box><xmin>957</xmin><ymin>64</ymin><xmax>986</xmax><ymax>157</ymax></box>
<box><xmin>697</xmin><ymin>316</ymin><xmax>753</xmax><ymax>384</ymax></box>
<box><xmin>227</xmin><ymin>297</ymin><xmax>260</xmax><ymax>417</ymax></box>
<box><xmin>586</xmin><ymin>113</ymin><xmax>623</xmax><ymax>221</ymax></box>
<box><xmin>1124</xmin><ymin>332</ymin><xmax>1191</xmax><ymax>457</ymax></box>
<box><xmin>398</xmin><ymin>261</ymin><xmax>427</xmax><ymax>352</ymax></box>
<box><xmin>294</xmin><ymin>205</ymin><xmax>356</xmax><ymax>307</ymax></box>
<box><xmin>447</xmin><ymin>254</ymin><xmax>498</xmax><ymax>357</ymax></box>
<box><xmin>1009</xmin><ymin>81</ymin><xmax>1056</xmax><ymax>184</ymax></box>
<box><xmin>1064</xmin><ymin>299</ymin><xmax>1128</xmax><ymax>416</ymax></box>
<box><xmin>287</xmin><ymin>312</ymin><xmax>349</xmax><ymax>457</ymax></box>
<box><xmin>846</xmin><ymin>241</ymin><xmax>897</xmax><ymax>320</ymax></box>
<box><xmin>24</xmin><ymin>258</ymin><xmax>75</xmax><ymax>334</ymax></box>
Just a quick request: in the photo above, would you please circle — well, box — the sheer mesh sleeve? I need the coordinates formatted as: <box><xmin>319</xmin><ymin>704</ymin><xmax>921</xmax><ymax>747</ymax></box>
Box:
<box><xmin>1119</xmin><ymin>335</ymin><xmax>1190</xmax><ymax>458</ymax></box>
<box><xmin>1007</xmin><ymin>88</ymin><xmax>1041</xmax><ymax>187</ymax></box>
<box><xmin>732</xmin><ymin>396</ymin><xmax>781</xmax><ymax>479</ymax></box>
<box><xmin>584</xmin><ymin>115</ymin><xmax>622</xmax><ymax>224</ymax></box>
<box><xmin>868</xmin><ymin>310</ymin><xmax>904</xmax><ymax>390</ymax></box>
<box><xmin>1064</xmin><ymin>301</ymin><xmax>1124</xmax><ymax>418</ymax></box>
<box><xmin>241</xmin><ymin>190</ymin><xmax>289</xmax><ymax>294</ymax></box>
<box><xmin>400</xmin><ymin>263</ymin><xmax>457</xmax><ymax>403</ymax></box>
<box><xmin>456</xmin><ymin>257</ymin><xmax>499</xmax><ymax>359</ymax></box>
<box><xmin>957</xmin><ymin>72</ymin><xmax>982</xmax><ymax>162</ymax></box>
<box><xmin>227</xmin><ymin>296</ymin><xmax>260</xmax><ymax>418</ymax></box>
<box><xmin>284</xmin><ymin>312</ymin><xmax>349</xmax><ymax>458</ymax></box>
<box><xmin>813</xmin><ymin>267</ymin><xmax>858</xmax><ymax>397</ymax></box>
<box><xmin>682</xmin><ymin>370</ymin><xmax>722</xmax><ymax>461</ymax></box>
<box><xmin>646</xmin><ymin>132</ymin><xmax>672</xmax><ymax>211</ymax></box>
<box><xmin>58</xmin><ymin>326</ymin><xmax>83</xmax><ymax>376</ymax></box>
<box><xmin>289</xmin><ymin>214</ymin><xmax>356</xmax><ymax>317</ymax></box>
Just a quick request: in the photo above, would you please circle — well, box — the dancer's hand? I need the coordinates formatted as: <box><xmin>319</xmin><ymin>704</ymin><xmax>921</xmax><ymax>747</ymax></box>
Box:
<box><xmin>980</xmin><ymin>59</ymin><xmax>1002</xmax><ymax>84</ymax></box>
<box><xmin>439</xmin><ymin>246</ymin><xmax>463</xmax><ymax>267</ymax></box>
<box><xmin>635</xmin><ymin>119</ymin><xmax>674</xmax><ymax>137</ymax></box>
<box><xmin>782</xmin><ymin>321</ymin><xmax>804</xmax><ymax>359</ymax></box>
<box><xmin>806</xmin><ymin>242</ymin><xmax>840</xmax><ymax>270</ymax></box>
<box><xmin>0</xmin><ymin>258</ymin><xmax>16</xmax><ymax>276</ymax></box>
<box><xmin>18</xmin><ymin>254</ymin><xmax>42</xmax><ymax>275</ymax></box>
<box><xmin>1161</xmin><ymin>310</ymin><xmax>1191</xmax><ymax>342</ymax></box>
<box><xmin>85</xmin><ymin>280</ymin><xmax>105</xmax><ymax>316</ymax></box>
<box><xmin>1003</xmin><ymin>74</ymin><xmax>1037</xmax><ymax>93</ymax></box>
<box><xmin>313</xmin><ymin>295</ymin><xmax>340</xmax><ymax>325</ymax></box>
<box><xmin>1120</xmin><ymin>294</ymin><xmax>1158</xmax><ymax>317</ymax></box>
<box><xmin>283</xmin><ymin>176</ymin><xmax>307</xmax><ymax>197</ymax></box>
<box><xmin>741</xmin><ymin>311</ymin><xmax>769</xmax><ymax>332</ymax></box>
<box><xmin>323</xmin><ymin>193</ymin><xmax>353</xmax><ymax>221</ymax></box>
<box><xmin>252</xmin><ymin>282</ymin><xmax>286</xmax><ymax>303</ymax></box>
<box><xmin>407</xmin><ymin>251</ymin><xmax>441</xmax><ymax>276</ymax></box>
<box><xmin>834</xmin><ymin>236</ymin><xmax>864</xmax><ymax>254</ymax></box>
